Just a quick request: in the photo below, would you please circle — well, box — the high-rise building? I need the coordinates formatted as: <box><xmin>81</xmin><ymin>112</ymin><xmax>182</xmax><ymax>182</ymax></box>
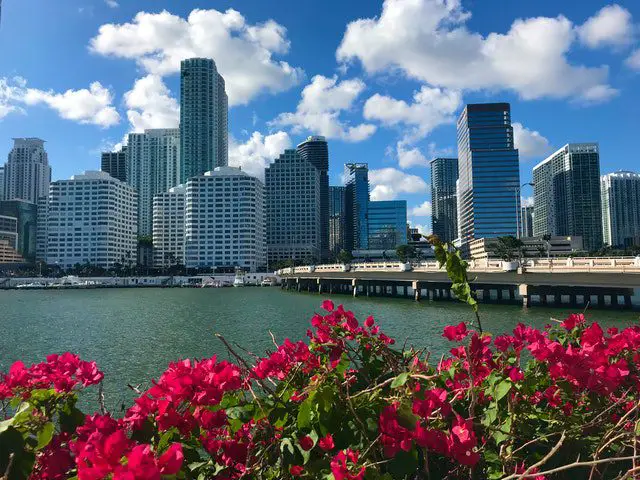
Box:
<box><xmin>521</xmin><ymin>206</ymin><xmax>534</xmax><ymax>238</ymax></box>
<box><xmin>36</xmin><ymin>197</ymin><xmax>48</xmax><ymax>261</ymax></box>
<box><xmin>101</xmin><ymin>147</ymin><xmax>127</xmax><ymax>183</ymax></box>
<box><xmin>329</xmin><ymin>186</ymin><xmax>346</xmax><ymax>256</ymax></box>
<box><xmin>430</xmin><ymin>157</ymin><xmax>458</xmax><ymax>243</ymax></box>
<box><xmin>153</xmin><ymin>185</ymin><xmax>186</xmax><ymax>268</ymax></box>
<box><xmin>266</xmin><ymin>149</ymin><xmax>321</xmax><ymax>265</ymax></box>
<box><xmin>601</xmin><ymin>171</ymin><xmax>640</xmax><ymax>248</ymax></box>
<box><xmin>185</xmin><ymin>167</ymin><xmax>265</xmax><ymax>272</ymax></box>
<box><xmin>345</xmin><ymin>163</ymin><xmax>369</xmax><ymax>251</ymax></box>
<box><xmin>44</xmin><ymin>171</ymin><xmax>137</xmax><ymax>269</ymax></box>
<box><xmin>0</xmin><ymin>166</ymin><xmax>4</xmax><ymax>199</ymax></box>
<box><xmin>3</xmin><ymin>138</ymin><xmax>51</xmax><ymax>203</ymax></box>
<box><xmin>456</xmin><ymin>103</ymin><xmax>520</xmax><ymax>246</ymax></box>
<box><xmin>126</xmin><ymin>129</ymin><xmax>180</xmax><ymax>235</ymax></box>
<box><xmin>0</xmin><ymin>200</ymin><xmax>37</xmax><ymax>262</ymax></box>
<box><xmin>533</xmin><ymin>143</ymin><xmax>602</xmax><ymax>251</ymax></box>
<box><xmin>180</xmin><ymin>58</ymin><xmax>228</xmax><ymax>182</ymax></box>
<box><xmin>297</xmin><ymin>136</ymin><xmax>329</xmax><ymax>260</ymax></box>
<box><xmin>368</xmin><ymin>200</ymin><xmax>408</xmax><ymax>250</ymax></box>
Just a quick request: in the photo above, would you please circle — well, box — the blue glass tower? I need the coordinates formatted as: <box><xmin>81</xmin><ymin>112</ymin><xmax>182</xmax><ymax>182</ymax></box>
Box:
<box><xmin>345</xmin><ymin>164</ymin><xmax>369</xmax><ymax>251</ymax></box>
<box><xmin>368</xmin><ymin>201</ymin><xmax>407</xmax><ymax>250</ymax></box>
<box><xmin>456</xmin><ymin>103</ymin><xmax>520</xmax><ymax>246</ymax></box>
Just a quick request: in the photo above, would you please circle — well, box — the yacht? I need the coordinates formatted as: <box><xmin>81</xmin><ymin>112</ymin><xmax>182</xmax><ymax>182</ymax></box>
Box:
<box><xmin>233</xmin><ymin>270</ymin><xmax>245</xmax><ymax>287</ymax></box>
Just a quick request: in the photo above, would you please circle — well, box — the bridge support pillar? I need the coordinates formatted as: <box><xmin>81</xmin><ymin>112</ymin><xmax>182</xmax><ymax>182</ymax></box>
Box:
<box><xmin>352</xmin><ymin>279</ymin><xmax>358</xmax><ymax>298</ymax></box>
<box><xmin>519</xmin><ymin>285</ymin><xmax>530</xmax><ymax>308</ymax></box>
<box><xmin>569</xmin><ymin>294</ymin><xmax>577</xmax><ymax>307</ymax></box>
<box><xmin>413</xmin><ymin>281</ymin><xmax>421</xmax><ymax>302</ymax></box>
<box><xmin>317</xmin><ymin>279</ymin><xmax>323</xmax><ymax>294</ymax></box>
<box><xmin>598</xmin><ymin>294</ymin><xmax>605</xmax><ymax>307</ymax></box>
<box><xmin>611</xmin><ymin>295</ymin><xmax>619</xmax><ymax>307</ymax></box>
<box><xmin>483</xmin><ymin>289</ymin><xmax>490</xmax><ymax>302</ymax></box>
<box><xmin>496</xmin><ymin>289</ymin><xmax>503</xmax><ymax>301</ymax></box>
<box><xmin>624</xmin><ymin>295</ymin><xmax>633</xmax><ymax>309</ymax></box>
<box><xmin>296</xmin><ymin>279</ymin><xmax>301</xmax><ymax>292</ymax></box>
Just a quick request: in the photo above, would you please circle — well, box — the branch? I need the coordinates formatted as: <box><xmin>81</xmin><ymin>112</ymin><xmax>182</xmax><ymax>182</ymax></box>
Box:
<box><xmin>98</xmin><ymin>381</ymin><xmax>107</xmax><ymax>415</ymax></box>
<box><xmin>505</xmin><ymin>455</ymin><xmax>640</xmax><ymax>479</ymax></box>
<box><xmin>509</xmin><ymin>431</ymin><xmax>565</xmax><ymax>479</ymax></box>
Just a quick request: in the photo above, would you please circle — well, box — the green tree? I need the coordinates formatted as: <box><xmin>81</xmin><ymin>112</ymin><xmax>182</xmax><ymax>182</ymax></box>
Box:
<box><xmin>493</xmin><ymin>236</ymin><xmax>524</xmax><ymax>262</ymax></box>
<box><xmin>395</xmin><ymin>244</ymin><xmax>417</xmax><ymax>263</ymax></box>
<box><xmin>337</xmin><ymin>249</ymin><xmax>353</xmax><ymax>265</ymax></box>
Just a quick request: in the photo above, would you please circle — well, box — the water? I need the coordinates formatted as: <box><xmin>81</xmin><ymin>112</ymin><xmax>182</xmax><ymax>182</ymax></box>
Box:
<box><xmin>1</xmin><ymin>288</ymin><xmax>638</xmax><ymax>411</ymax></box>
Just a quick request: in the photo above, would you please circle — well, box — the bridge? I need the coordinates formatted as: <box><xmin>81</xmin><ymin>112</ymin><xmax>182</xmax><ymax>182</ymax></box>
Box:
<box><xmin>277</xmin><ymin>257</ymin><xmax>640</xmax><ymax>309</ymax></box>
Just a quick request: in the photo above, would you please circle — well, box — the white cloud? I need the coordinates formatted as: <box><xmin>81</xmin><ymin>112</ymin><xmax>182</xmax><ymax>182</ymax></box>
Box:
<box><xmin>578</xmin><ymin>4</ymin><xmax>634</xmax><ymax>49</ymax></box>
<box><xmin>0</xmin><ymin>76</ymin><xmax>119</xmax><ymax>127</ymax></box>
<box><xmin>626</xmin><ymin>49</ymin><xmax>640</xmax><ymax>70</ymax></box>
<box><xmin>410</xmin><ymin>201</ymin><xmax>432</xmax><ymax>217</ymax></box>
<box><xmin>363</xmin><ymin>86</ymin><xmax>462</xmax><ymax>142</ymax></box>
<box><xmin>396</xmin><ymin>141</ymin><xmax>454</xmax><ymax>169</ymax></box>
<box><xmin>270</xmin><ymin>75</ymin><xmax>376</xmax><ymax>142</ymax></box>
<box><xmin>228</xmin><ymin>131</ymin><xmax>292</xmax><ymax>181</ymax></box>
<box><xmin>369</xmin><ymin>168</ymin><xmax>429</xmax><ymax>200</ymax></box>
<box><xmin>90</xmin><ymin>8</ymin><xmax>304</xmax><ymax>106</ymax></box>
<box><xmin>522</xmin><ymin>196</ymin><xmax>534</xmax><ymax>207</ymax></box>
<box><xmin>337</xmin><ymin>0</ymin><xmax>617</xmax><ymax>102</ymax></box>
<box><xmin>513</xmin><ymin>122</ymin><xmax>552</xmax><ymax>160</ymax></box>
<box><xmin>105</xmin><ymin>0</ymin><xmax>119</xmax><ymax>8</ymax></box>
<box><xmin>123</xmin><ymin>75</ymin><xmax>179</xmax><ymax>132</ymax></box>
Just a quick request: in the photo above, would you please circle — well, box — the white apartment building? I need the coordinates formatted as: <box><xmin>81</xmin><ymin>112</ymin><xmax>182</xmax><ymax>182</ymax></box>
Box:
<box><xmin>601</xmin><ymin>171</ymin><xmax>640</xmax><ymax>248</ymax></box>
<box><xmin>152</xmin><ymin>185</ymin><xmax>186</xmax><ymax>268</ymax></box>
<box><xmin>3</xmin><ymin>138</ymin><xmax>51</xmax><ymax>203</ymax></box>
<box><xmin>185</xmin><ymin>167</ymin><xmax>265</xmax><ymax>272</ymax></box>
<box><xmin>44</xmin><ymin>171</ymin><xmax>137</xmax><ymax>269</ymax></box>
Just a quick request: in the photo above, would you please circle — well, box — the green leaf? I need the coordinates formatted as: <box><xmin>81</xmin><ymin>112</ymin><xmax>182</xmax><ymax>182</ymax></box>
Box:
<box><xmin>297</xmin><ymin>398</ymin><xmax>313</xmax><ymax>430</ymax></box>
<box><xmin>390</xmin><ymin>373</ymin><xmax>410</xmax><ymax>389</ymax></box>
<box><xmin>482</xmin><ymin>404</ymin><xmax>498</xmax><ymax>426</ymax></box>
<box><xmin>494</xmin><ymin>380</ymin><xmax>512</xmax><ymax>401</ymax></box>
<box><xmin>36</xmin><ymin>422</ymin><xmax>55</xmax><ymax>450</ymax></box>
<box><xmin>396</xmin><ymin>404</ymin><xmax>418</xmax><ymax>430</ymax></box>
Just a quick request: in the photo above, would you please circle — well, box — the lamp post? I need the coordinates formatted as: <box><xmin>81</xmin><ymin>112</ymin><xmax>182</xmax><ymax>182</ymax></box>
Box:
<box><xmin>515</xmin><ymin>182</ymin><xmax>534</xmax><ymax>239</ymax></box>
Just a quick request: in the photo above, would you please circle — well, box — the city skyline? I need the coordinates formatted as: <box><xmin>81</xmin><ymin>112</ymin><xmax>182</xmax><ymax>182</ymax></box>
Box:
<box><xmin>1</xmin><ymin>0</ymin><xmax>639</xmax><ymax>235</ymax></box>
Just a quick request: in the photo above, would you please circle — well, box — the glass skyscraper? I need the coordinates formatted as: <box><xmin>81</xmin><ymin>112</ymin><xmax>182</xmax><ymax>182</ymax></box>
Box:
<box><xmin>520</xmin><ymin>206</ymin><xmax>534</xmax><ymax>238</ymax></box>
<box><xmin>456</xmin><ymin>103</ymin><xmax>520</xmax><ymax>246</ymax></box>
<box><xmin>329</xmin><ymin>186</ymin><xmax>346</xmax><ymax>256</ymax></box>
<box><xmin>430</xmin><ymin>157</ymin><xmax>458</xmax><ymax>243</ymax></box>
<box><xmin>600</xmin><ymin>171</ymin><xmax>640</xmax><ymax>248</ymax></box>
<box><xmin>345</xmin><ymin>163</ymin><xmax>369</xmax><ymax>251</ymax></box>
<box><xmin>533</xmin><ymin>143</ymin><xmax>602</xmax><ymax>251</ymax></box>
<box><xmin>297</xmin><ymin>136</ymin><xmax>329</xmax><ymax>260</ymax></box>
<box><xmin>101</xmin><ymin>147</ymin><xmax>127</xmax><ymax>183</ymax></box>
<box><xmin>179</xmin><ymin>58</ymin><xmax>228</xmax><ymax>183</ymax></box>
<box><xmin>368</xmin><ymin>201</ymin><xmax>407</xmax><ymax>250</ymax></box>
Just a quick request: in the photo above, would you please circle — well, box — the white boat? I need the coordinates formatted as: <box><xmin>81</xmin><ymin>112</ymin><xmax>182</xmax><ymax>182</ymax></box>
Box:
<box><xmin>233</xmin><ymin>271</ymin><xmax>245</xmax><ymax>287</ymax></box>
<box><xmin>261</xmin><ymin>277</ymin><xmax>277</xmax><ymax>287</ymax></box>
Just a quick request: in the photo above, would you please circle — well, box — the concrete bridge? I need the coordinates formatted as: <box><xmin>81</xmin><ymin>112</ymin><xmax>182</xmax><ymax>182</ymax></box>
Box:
<box><xmin>277</xmin><ymin>257</ymin><xmax>640</xmax><ymax>309</ymax></box>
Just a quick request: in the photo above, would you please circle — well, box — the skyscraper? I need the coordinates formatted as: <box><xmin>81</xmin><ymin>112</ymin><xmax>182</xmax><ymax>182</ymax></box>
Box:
<box><xmin>430</xmin><ymin>157</ymin><xmax>458</xmax><ymax>243</ymax></box>
<box><xmin>297</xmin><ymin>136</ymin><xmax>329</xmax><ymax>260</ymax></box>
<box><xmin>126</xmin><ymin>129</ymin><xmax>180</xmax><ymax>235</ymax></box>
<box><xmin>153</xmin><ymin>185</ymin><xmax>186</xmax><ymax>268</ymax></box>
<box><xmin>533</xmin><ymin>143</ymin><xmax>602</xmax><ymax>251</ymax></box>
<box><xmin>456</xmin><ymin>104</ymin><xmax>520</xmax><ymax>246</ymax></box>
<box><xmin>0</xmin><ymin>166</ymin><xmax>4</xmax><ymax>199</ymax></box>
<box><xmin>520</xmin><ymin>206</ymin><xmax>534</xmax><ymax>238</ymax></box>
<box><xmin>101</xmin><ymin>147</ymin><xmax>127</xmax><ymax>183</ymax></box>
<box><xmin>266</xmin><ymin>149</ymin><xmax>321</xmax><ymax>265</ymax></box>
<box><xmin>3</xmin><ymin>138</ymin><xmax>51</xmax><ymax>203</ymax></box>
<box><xmin>601</xmin><ymin>171</ymin><xmax>640</xmax><ymax>248</ymax></box>
<box><xmin>345</xmin><ymin>164</ymin><xmax>370</xmax><ymax>251</ymax></box>
<box><xmin>180</xmin><ymin>58</ymin><xmax>228</xmax><ymax>182</ymax></box>
<box><xmin>368</xmin><ymin>201</ymin><xmax>408</xmax><ymax>250</ymax></box>
<box><xmin>329</xmin><ymin>186</ymin><xmax>346</xmax><ymax>256</ymax></box>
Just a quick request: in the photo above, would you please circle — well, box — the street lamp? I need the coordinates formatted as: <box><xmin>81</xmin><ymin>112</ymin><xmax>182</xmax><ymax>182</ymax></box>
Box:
<box><xmin>515</xmin><ymin>182</ymin><xmax>534</xmax><ymax>239</ymax></box>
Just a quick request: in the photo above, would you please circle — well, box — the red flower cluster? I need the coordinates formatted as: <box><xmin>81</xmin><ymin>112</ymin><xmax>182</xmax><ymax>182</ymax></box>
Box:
<box><xmin>253</xmin><ymin>339</ymin><xmax>314</xmax><ymax>380</ymax></box>
<box><xmin>330</xmin><ymin>449</ymin><xmax>365</xmax><ymax>480</ymax></box>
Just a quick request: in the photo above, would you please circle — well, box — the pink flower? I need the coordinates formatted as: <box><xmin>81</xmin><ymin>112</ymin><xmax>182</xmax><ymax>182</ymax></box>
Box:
<box><xmin>331</xmin><ymin>449</ymin><xmax>365</xmax><ymax>480</ymax></box>
<box><xmin>364</xmin><ymin>316</ymin><xmax>375</xmax><ymax>328</ymax></box>
<box><xmin>318</xmin><ymin>433</ymin><xmax>335</xmax><ymax>451</ymax></box>
<box><xmin>299</xmin><ymin>435</ymin><xmax>314</xmax><ymax>451</ymax></box>
<box><xmin>560</xmin><ymin>313</ymin><xmax>585</xmax><ymax>331</ymax></box>
<box><xmin>322</xmin><ymin>300</ymin><xmax>335</xmax><ymax>311</ymax></box>
<box><xmin>508</xmin><ymin>367</ymin><xmax>524</xmax><ymax>382</ymax></box>
<box><xmin>158</xmin><ymin>443</ymin><xmax>183</xmax><ymax>475</ymax></box>
<box><xmin>290</xmin><ymin>465</ymin><xmax>304</xmax><ymax>476</ymax></box>
<box><xmin>443</xmin><ymin>322</ymin><xmax>469</xmax><ymax>342</ymax></box>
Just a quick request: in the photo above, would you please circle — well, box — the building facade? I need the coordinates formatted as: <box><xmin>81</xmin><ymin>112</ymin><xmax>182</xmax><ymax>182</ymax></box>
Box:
<box><xmin>36</xmin><ymin>198</ymin><xmax>48</xmax><ymax>261</ymax></box>
<box><xmin>329</xmin><ymin>186</ymin><xmax>346</xmax><ymax>256</ymax></box>
<box><xmin>469</xmin><ymin>235</ymin><xmax>584</xmax><ymax>260</ymax></box>
<box><xmin>601</xmin><ymin>171</ymin><xmax>640</xmax><ymax>248</ymax></box>
<box><xmin>0</xmin><ymin>200</ymin><xmax>37</xmax><ymax>262</ymax></box>
<box><xmin>266</xmin><ymin>149</ymin><xmax>321</xmax><ymax>265</ymax></box>
<box><xmin>368</xmin><ymin>201</ymin><xmax>408</xmax><ymax>250</ymax></box>
<box><xmin>3</xmin><ymin>138</ymin><xmax>51</xmax><ymax>203</ymax></box>
<box><xmin>153</xmin><ymin>185</ymin><xmax>186</xmax><ymax>268</ymax></box>
<box><xmin>126</xmin><ymin>129</ymin><xmax>180</xmax><ymax>235</ymax></box>
<box><xmin>0</xmin><ymin>166</ymin><xmax>4</xmax><ymax>199</ymax></box>
<box><xmin>185</xmin><ymin>167</ymin><xmax>265</xmax><ymax>272</ymax></box>
<box><xmin>521</xmin><ymin>206</ymin><xmax>534</xmax><ymax>238</ymax></box>
<box><xmin>345</xmin><ymin>163</ymin><xmax>369</xmax><ymax>252</ymax></box>
<box><xmin>101</xmin><ymin>147</ymin><xmax>127</xmax><ymax>183</ymax></box>
<box><xmin>430</xmin><ymin>157</ymin><xmax>458</xmax><ymax>243</ymax></box>
<box><xmin>297</xmin><ymin>136</ymin><xmax>329</xmax><ymax>260</ymax></box>
<box><xmin>456</xmin><ymin>104</ymin><xmax>520</xmax><ymax>246</ymax></box>
<box><xmin>44</xmin><ymin>171</ymin><xmax>137</xmax><ymax>269</ymax></box>
<box><xmin>180</xmin><ymin>58</ymin><xmax>228</xmax><ymax>182</ymax></box>
<box><xmin>533</xmin><ymin>143</ymin><xmax>602</xmax><ymax>251</ymax></box>
<box><xmin>0</xmin><ymin>215</ymin><xmax>18</xmax><ymax>250</ymax></box>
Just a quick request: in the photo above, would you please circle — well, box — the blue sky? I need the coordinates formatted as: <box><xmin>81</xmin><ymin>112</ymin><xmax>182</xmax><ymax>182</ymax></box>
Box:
<box><xmin>1</xmin><ymin>0</ymin><xmax>639</xmax><ymax>233</ymax></box>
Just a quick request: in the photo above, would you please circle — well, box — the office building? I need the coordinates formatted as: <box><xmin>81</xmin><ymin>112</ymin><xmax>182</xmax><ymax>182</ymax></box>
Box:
<box><xmin>521</xmin><ymin>206</ymin><xmax>534</xmax><ymax>238</ymax></box>
<box><xmin>430</xmin><ymin>157</ymin><xmax>458</xmax><ymax>243</ymax></box>
<box><xmin>36</xmin><ymin>198</ymin><xmax>48</xmax><ymax>261</ymax></box>
<box><xmin>185</xmin><ymin>167</ymin><xmax>265</xmax><ymax>272</ymax></box>
<box><xmin>44</xmin><ymin>171</ymin><xmax>137</xmax><ymax>269</ymax></box>
<box><xmin>0</xmin><ymin>215</ymin><xmax>18</xmax><ymax>250</ymax></box>
<box><xmin>180</xmin><ymin>58</ymin><xmax>228</xmax><ymax>182</ymax></box>
<box><xmin>101</xmin><ymin>147</ymin><xmax>127</xmax><ymax>183</ymax></box>
<box><xmin>329</xmin><ymin>186</ymin><xmax>346</xmax><ymax>256</ymax></box>
<box><xmin>601</xmin><ymin>171</ymin><xmax>640</xmax><ymax>248</ymax></box>
<box><xmin>0</xmin><ymin>240</ymin><xmax>24</xmax><ymax>264</ymax></box>
<box><xmin>368</xmin><ymin>200</ymin><xmax>408</xmax><ymax>250</ymax></box>
<box><xmin>469</xmin><ymin>235</ymin><xmax>584</xmax><ymax>260</ymax></box>
<box><xmin>297</xmin><ymin>136</ymin><xmax>329</xmax><ymax>260</ymax></box>
<box><xmin>266</xmin><ymin>149</ymin><xmax>321</xmax><ymax>265</ymax></box>
<box><xmin>533</xmin><ymin>143</ymin><xmax>602</xmax><ymax>251</ymax></box>
<box><xmin>126</xmin><ymin>129</ymin><xmax>180</xmax><ymax>235</ymax></box>
<box><xmin>456</xmin><ymin>103</ymin><xmax>520</xmax><ymax>246</ymax></box>
<box><xmin>345</xmin><ymin>163</ymin><xmax>369</xmax><ymax>251</ymax></box>
<box><xmin>0</xmin><ymin>200</ymin><xmax>37</xmax><ymax>262</ymax></box>
<box><xmin>153</xmin><ymin>185</ymin><xmax>186</xmax><ymax>268</ymax></box>
<box><xmin>3</xmin><ymin>138</ymin><xmax>51</xmax><ymax>203</ymax></box>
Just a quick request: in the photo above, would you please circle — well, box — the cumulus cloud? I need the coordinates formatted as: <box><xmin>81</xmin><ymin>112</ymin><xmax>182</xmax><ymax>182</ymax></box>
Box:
<box><xmin>228</xmin><ymin>131</ymin><xmax>292</xmax><ymax>181</ymax></box>
<box><xmin>369</xmin><ymin>168</ymin><xmax>429</xmax><ymax>200</ymax></box>
<box><xmin>123</xmin><ymin>75</ymin><xmax>179</xmax><ymax>132</ymax></box>
<box><xmin>626</xmin><ymin>49</ymin><xmax>640</xmax><ymax>70</ymax></box>
<box><xmin>0</xmin><ymin>76</ymin><xmax>119</xmax><ymax>127</ymax></box>
<box><xmin>410</xmin><ymin>201</ymin><xmax>432</xmax><ymax>217</ymax></box>
<box><xmin>513</xmin><ymin>122</ymin><xmax>552</xmax><ymax>160</ymax></box>
<box><xmin>90</xmin><ymin>8</ymin><xmax>304</xmax><ymax>106</ymax></box>
<box><xmin>337</xmin><ymin>0</ymin><xmax>617</xmax><ymax>102</ymax></box>
<box><xmin>105</xmin><ymin>0</ymin><xmax>119</xmax><ymax>8</ymax></box>
<box><xmin>578</xmin><ymin>4</ymin><xmax>634</xmax><ymax>49</ymax></box>
<box><xmin>396</xmin><ymin>141</ymin><xmax>455</xmax><ymax>169</ymax></box>
<box><xmin>270</xmin><ymin>75</ymin><xmax>376</xmax><ymax>142</ymax></box>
